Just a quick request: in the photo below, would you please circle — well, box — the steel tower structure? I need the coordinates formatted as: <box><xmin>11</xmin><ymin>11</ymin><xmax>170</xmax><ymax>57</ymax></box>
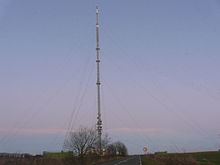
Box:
<box><xmin>96</xmin><ymin>6</ymin><xmax>102</xmax><ymax>154</ymax></box>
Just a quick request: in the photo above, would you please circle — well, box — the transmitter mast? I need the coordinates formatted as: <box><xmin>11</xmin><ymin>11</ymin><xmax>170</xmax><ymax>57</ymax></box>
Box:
<box><xmin>96</xmin><ymin>6</ymin><xmax>102</xmax><ymax>154</ymax></box>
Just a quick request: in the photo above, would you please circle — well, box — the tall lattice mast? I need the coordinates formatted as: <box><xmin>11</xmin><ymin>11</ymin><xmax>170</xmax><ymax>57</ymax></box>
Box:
<box><xmin>96</xmin><ymin>6</ymin><xmax>102</xmax><ymax>154</ymax></box>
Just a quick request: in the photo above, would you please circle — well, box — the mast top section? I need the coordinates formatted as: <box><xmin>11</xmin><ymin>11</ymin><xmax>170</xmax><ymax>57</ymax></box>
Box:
<box><xmin>96</xmin><ymin>6</ymin><xmax>99</xmax><ymax>13</ymax></box>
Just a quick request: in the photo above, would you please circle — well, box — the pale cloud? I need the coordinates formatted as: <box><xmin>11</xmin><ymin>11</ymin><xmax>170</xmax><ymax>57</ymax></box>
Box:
<box><xmin>105</xmin><ymin>127</ymin><xmax>171</xmax><ymax>133</ymax></box>
<box><xmin>0</xmin><ymin>127</ymin><xmax>171</xmax><ymax>135</ymax></box>
<box><xmin>0</xmin><ymin>128</ymin><xmax>67</xmax><ymax>135</ymax></box>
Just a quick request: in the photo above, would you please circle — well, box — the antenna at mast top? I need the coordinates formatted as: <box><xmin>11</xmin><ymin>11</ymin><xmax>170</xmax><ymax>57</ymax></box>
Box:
<box><xmin>96</xmin><ymin>5</ymin><xmax>99</xmax><ymax>12</ymax></box>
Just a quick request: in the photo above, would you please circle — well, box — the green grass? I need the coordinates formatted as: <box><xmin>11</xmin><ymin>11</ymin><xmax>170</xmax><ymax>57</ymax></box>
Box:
<box><xmin>190</xmin><ymin>151</ymin><xmax>220</xmax><ymax>165</ymax></box>
<box><xmin>141</xmin><ymin>156</ymin><xmax>160</xmax><ymax>165</ymax></box>
<box><xmin>43</xmin><ymin>152</ymin><xmax>72</xmax><ymax>158</ymax></box>
<box><xmin>141</xmin><ymin>151</ymin><xmax>220</xmax><ymax>165</ymax></box>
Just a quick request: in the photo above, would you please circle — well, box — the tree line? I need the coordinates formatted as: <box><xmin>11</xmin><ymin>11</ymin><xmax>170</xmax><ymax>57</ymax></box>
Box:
<box><xmin>63</xmin><ymin>126</ymin><xmax>128</xmax><ymax>164</ymax></box>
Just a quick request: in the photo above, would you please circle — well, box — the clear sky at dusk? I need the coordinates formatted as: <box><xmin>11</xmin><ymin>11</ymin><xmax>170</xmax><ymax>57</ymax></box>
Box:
<box><xmin>0</xmin><ymin>0</ymin><xmax>220</xmax><ymax>154</ymax></box>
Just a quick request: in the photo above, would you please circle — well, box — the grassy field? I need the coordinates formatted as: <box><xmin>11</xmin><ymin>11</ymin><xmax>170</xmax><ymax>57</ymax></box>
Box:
<box><xmin>141</xmin><ymin>151</ymin><xmax>220</xmax><ymax>165</ymax></box>
<box><xmin>0</xmin><ymin>155</ymin><xmax>122</xmax><ymax>165</ymax></box>
<box><xmin>43</xmin><ymin>152</ymin><xmax>72</xmax><ymax>158</ymax></box>
<box><xmin>187</xmin><ymin>151</ymin><xmax>220</xmax><ymax>165</ymax></box>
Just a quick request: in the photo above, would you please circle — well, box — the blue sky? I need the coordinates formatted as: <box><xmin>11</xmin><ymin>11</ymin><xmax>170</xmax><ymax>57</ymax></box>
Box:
<box><xmin>0</xmin><ymin>0</ymin><xmax>220</xmax><ymax>154</ymax></box>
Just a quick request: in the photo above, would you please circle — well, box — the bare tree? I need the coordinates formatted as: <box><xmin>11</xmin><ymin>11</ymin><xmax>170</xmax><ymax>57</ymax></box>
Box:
<box><xmin>115</xmin><ymin>141</ymin><xmax>128</xmax><ymax>156</ymax></box>
<box><xmin>106</xmin><ymin>141</ymin><xmax>128</xmax><ymax>156</ymax></box>
<box><xmin>106</xmin><ymin>143</ymin><xmax>117</xmax><ymax>156</ymax></box>
<box><xmin>63</xmin><ymin>126</ymin><xmax>98</xmax><ymax>159</ymax></box>
<box><xmin>100</xmin><ymin>134</ymin><xmax>111</xmax><ymax>151</ymax></box>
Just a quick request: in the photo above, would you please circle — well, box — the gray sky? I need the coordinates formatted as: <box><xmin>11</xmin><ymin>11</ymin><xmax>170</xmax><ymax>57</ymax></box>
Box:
<box><xmin>0</xmin><ymin>0</ymin><xmax>220</xmax><ymax>155</ymax></box>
